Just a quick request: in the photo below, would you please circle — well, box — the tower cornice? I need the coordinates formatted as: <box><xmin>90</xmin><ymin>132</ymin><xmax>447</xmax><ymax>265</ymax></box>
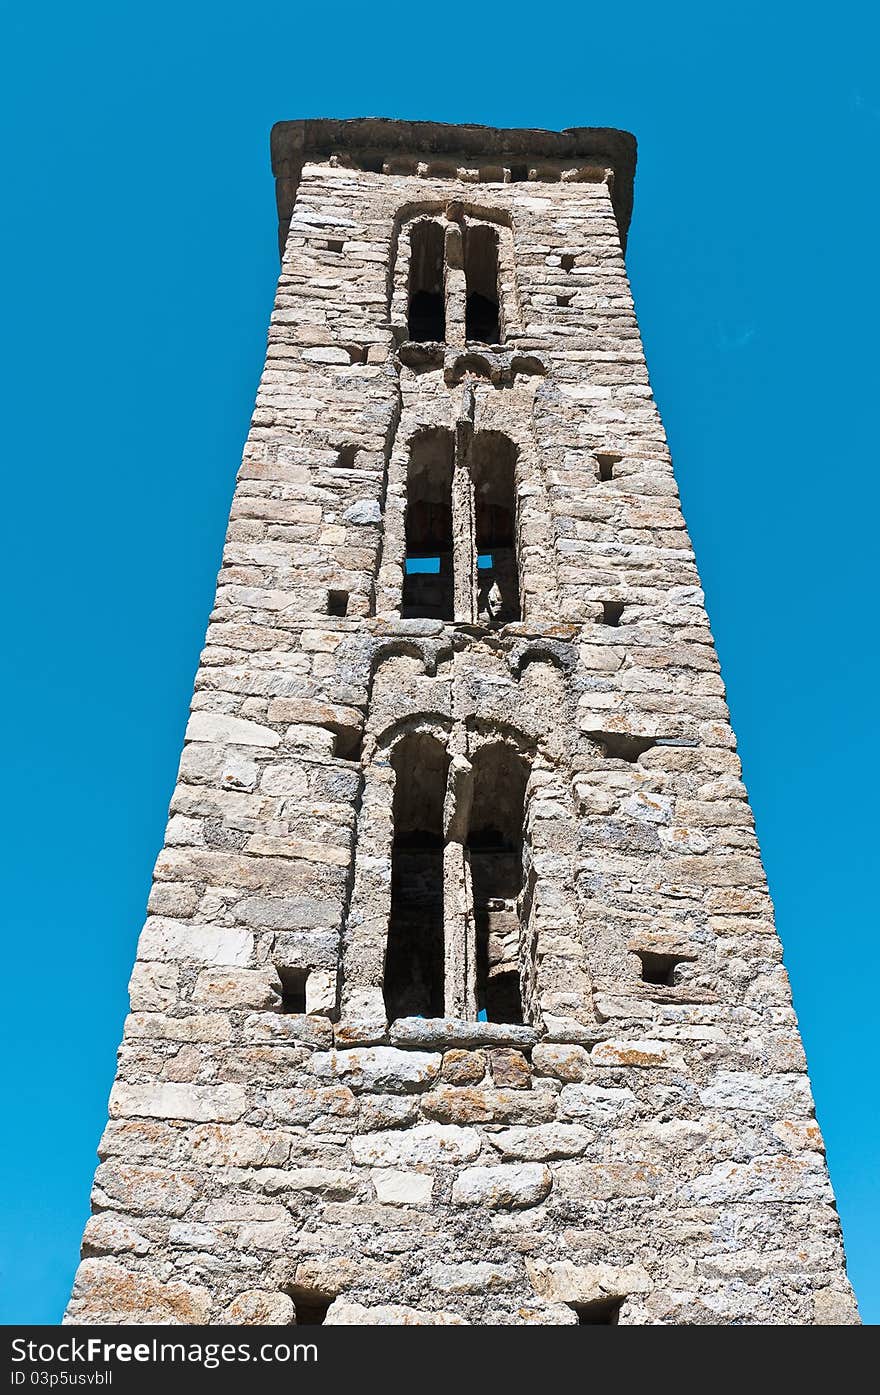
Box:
<box><xmin>270</xmin><ymin>117</ymin><xmax>637</xmax><ymax>256</ymax></box>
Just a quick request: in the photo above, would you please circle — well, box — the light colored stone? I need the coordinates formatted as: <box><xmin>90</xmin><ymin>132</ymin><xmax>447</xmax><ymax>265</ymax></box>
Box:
<box><xmin>310</xmin><ymin>1046</ymin><xmax>441</xmax><ymax>1092</ymax></box>
<box><xmin>65</xmin><ymin>1260</ymin><xmax>210</xmax><ymax>1324</ymax></box>
<box><xmin>351</xmin><ymin>1123</ymin><xmax>481</xmax><ymax>1167</ymax></box>
<box><xmin>370</xmin><ymin>1168</ymin><xmax>433</xmax><ymax>1205</ymax></box>
<box><xmin>109</xmin><ymin>1081</ymin><xmax>246</xmax><ymax>1123</ymax></box>
<box><xmin>432</xmin><ymin>1261</ymin><xmax>517</xmax><ymax>1293</ymax></box>
<box><xmin>451</xmin><ymin>1163</ymin><xmax>552</xmax><ymax>1209</ymax></box>
<box><xmin>223</xmin><ymin>1291</ymin><xmax>295</xmax><ymax>1324</ymax></box>
<box><xmin>185</xmin><ymin>711</ymin><xmax>280</xmax><ymax>747</ymax></box>
<box><xmin>488</xmin><ymin>1124</ymin><xmax>591</xmax><ymax>1161</ymax></box>
<box><xmin>137</xmin><ymin>919</ymin><xmax>253</xmax><ymax>967</ymax></box>
<box><xmin>325</xmin><ymin>1300</ymin><xmax>467</xmax><ymax>1325</ymax></box>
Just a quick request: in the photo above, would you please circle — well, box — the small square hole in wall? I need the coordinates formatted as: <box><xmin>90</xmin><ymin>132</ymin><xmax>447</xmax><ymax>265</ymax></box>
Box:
<box><xmin>336</xmin><ymin>444</ymin><xmax>359</xmax><ymax>469</ymax></box>
<box><xmin>639</xmin><ymin>951</ymin><xmax>691</xmax><ymax>986</ymax></box>
<box><xmin>601</xmin><ymin>601</ymin><xmax>625</xmax><ymax>627</ymax></box>
<box><xmin>278</xmin><ymin>967</ymin><xmax>308</xmax><ymax>1014</ymax></box>
<box><xmin>328</xmin><ymin>590</ymin><xmax>349</xmax><ymax>617</ymax></box>
<box><xmin>561</xmin><ymin>253</ymin><xmax>576</xmax><ymax>271</ymax></box>
<box><xmin>556</xmin><ymin>293</ymin><xmax>573</xmax><ymax>307</ymax></box>
<box><xmin>571</xmin><ymin>1297</ymin><xmax>623</xmax><ymax>1325</ymax></box>
<box><xmin>596</xmin><ymin>452</ymin><xmax>620</xmax><ymax>482</ymax></box>
<box><xmin>509</xmin><ymin>164</ymin><xmax>529</xmax><ymax>182</ymax></box>
<box><xmin>326</xmin><ymin>238</ymin><xmax>345</xmax><ymax>253</ymax></box>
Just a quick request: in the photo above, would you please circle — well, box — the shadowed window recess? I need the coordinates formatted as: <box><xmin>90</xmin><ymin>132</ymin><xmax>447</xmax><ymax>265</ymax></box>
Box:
<box><xmin>468</xmin><ymin>743</ymin><xmax>529</xmax><ymax>1024</ymax></box>
<box><xmin>464</xmin><ymin>223</ymin><xmax>501</xmax><ymax>343</ymax></box>
<box><xmin>408</xmin><ymin>220</ymin><xmax>446</xmax><ymax>342</ymax></box>
<box><xmin>472</xmin><ymin>431</ymin><xmax>521</xmax><ymax>623</ymax></box>
<box><xmin>402</xmin><ymin>430</ymin><xmax>454</xmax><ymax>620</ymax></box>
<box><xmin>384</xmin><ymin>733</ymin><xmax>450</xmax><ymax>1021</ymax></box>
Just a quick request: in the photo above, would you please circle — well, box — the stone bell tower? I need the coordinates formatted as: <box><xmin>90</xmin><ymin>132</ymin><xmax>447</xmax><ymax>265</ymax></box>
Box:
<box><xmin>66</xmin><ymin>119</ymin><xmax>857</xmax><ymax>1325</ymax></box>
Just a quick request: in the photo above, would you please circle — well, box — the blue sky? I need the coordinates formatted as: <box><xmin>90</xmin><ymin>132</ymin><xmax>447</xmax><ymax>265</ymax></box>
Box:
<box><xmin>1</xmin><ymin>0</ymin><xmax>877</xmax><ymax>1325</ymax></box>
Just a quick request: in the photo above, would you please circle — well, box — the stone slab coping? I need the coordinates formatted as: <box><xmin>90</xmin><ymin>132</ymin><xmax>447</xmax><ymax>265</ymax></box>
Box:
<box><xmin>389</xmin><ymin>1017</ymin><xmax>541</xmax><ymax>1049</ymax></box>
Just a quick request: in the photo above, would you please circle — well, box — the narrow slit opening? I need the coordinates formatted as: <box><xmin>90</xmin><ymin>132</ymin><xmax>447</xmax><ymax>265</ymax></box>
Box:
<box><xmin>385</xmin><ymin>734</ymin><xmax>449</xmax><ymax>1022</ymax></box>
<box><xmin>596</xmin><ymin>452</ymin><xmax>620</xmax><ymax>482</ymax></box>
<box><xmin>402</xmin><ymin>430</ymin><xmax>454</xmax><ymax>621</ymax></box>
<box><xmin>473</xmin><ymin>431</ymin><xmax>521</xmax><ymax>624</ymax></box>
<box><xmin>278</xmin><ymin>967</ymin><xmax>308</xmax><ymax>1014</ymax></box>
<box><xmin>464</xmin><ymin>224</ymin><xmax>501</xmax><ymax>344</ymax></box>
<box><xmin>470</xmin><ymin>744</ymin><xmax>528</xmax><ymax>1024</ymax></box>
<box><xmin>408</xmin><ymin>221</ymin><xmax>446</xmax><ymax>342</ymax></box>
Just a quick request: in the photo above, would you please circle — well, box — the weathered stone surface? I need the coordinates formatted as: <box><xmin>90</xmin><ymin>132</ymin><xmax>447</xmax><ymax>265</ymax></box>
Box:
<box><xmin>451</xmin><ymin>1163</ymin><xmax>552</xmax><ymax>1208</ymax></box>
<box><xmin>527</xmin><ymin>1259</ymin><xmax>652</xmax><ymax>1304</ymax></box>
<box><xmin>67</xmin><ymin>120</ymin><xmax>856</xmax><ymax>1328</ymax></box>
<box><xmin>310</xmin><ymin>1046</ymin><xmax>441</xmax><ymax>1092</ymax></box>
<box><xmin>432</xmin><ymin>1261</ymin><xmax>517</xmax><ymax>1293</ymax></box>
<box><xmin>109</xmin><ymin>1082</ymin><xmax>246</xmax><ymax>1123</ymax></box>
<box><xmin>325</xmin><ymin>1300</ymin><xmax>467</xmax><ymax>1325</ymax></box>
<box><xmin>370</xmin><ymin>1168</ymin><xmax>433</xmax><ymax>1205</ymax></box>
<box><xmin>488</xmin><ymin>1124</ymin><xmax>591</xmax><ymax>1161</ymax></box>
<box><xmin>351</xmin><ymin>1123</ymin><xmax>481</xmax><ymax>1167</ymax></box>
<box><xmin>558</xmin><ymin>1083</ymin><xmax>637</xmax><ymax>1123</ymax></box>
<box><xmin>488</xmin><ymin>1049</ymin><xmax>532</xmax><ymax>1089</ymax></box>
<box><xmin>592</xmin><ymin>1039</ymin><xmax>686</xmax><ymax>1070</ymax></box>
<box><xmin>138</xmin><ymin>919</ymin><xmax>253</xmax><ymax>967</ymax></box>
<box><xmin>223</xmin><ymin>1291</ymin><xmax>295</xmax><ymax>1324</ymax></box>
<box><xmin>66</xmin><ymin>1260</ymin><xmax>210</xmax><ymax>1324</ymax></box>
<box><xmin>390</xmin><ymin>1018</ymin><xmax>539</xmax><ymax>1050</ymax></box>
<box><xmin>441</xmin><ymin>1049</ymin><xmax>486</xmax><ymax>1085</ymax></box>
<box><xmin>699</xmin><ymin>1071</ymin><xmax>815</xmax><ymax>1114</ymax></box>
<box><xmin>185</xmin><ymin>712</ymin><xmax>280</xmax><ymax>748</ymax></box>
<box><xmin>531</xmin><ymin>1043</ymin><xmax>593</xmax><ymax>1082</ymax></box>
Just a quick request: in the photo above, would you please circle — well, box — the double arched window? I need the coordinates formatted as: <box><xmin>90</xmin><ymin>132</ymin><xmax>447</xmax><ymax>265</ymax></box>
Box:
<box><xmin>401</xmin><ymin>428</ymin><xmax>521</xmax><ymax>625</ymax></box>
<box><xmin>405</xmin><ymin>215</ymin><xmax>503</xmax><ymax>346</ymax></box>
<box><xmin>384</xmin><ymin>735</ymin><xmax>531</xmax><ymax>1024</ymax></box>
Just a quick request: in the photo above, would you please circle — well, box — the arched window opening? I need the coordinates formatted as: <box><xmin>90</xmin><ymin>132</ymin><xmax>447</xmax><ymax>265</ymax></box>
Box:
<box><xmin>468</xmin><ymin>744</ymin><xmax>529</xmax><ymax>1024</ymax></box>
<box><xmin>472</xmin><ymin>432</ymin><xmax>521</xmax><ymax>623</ymax></box>
<box><xmin>408</xmin><ymin>221</ymin><xmax>446</xmax><ymax>342</ymax></box>
<box><xmin>402</xmin><ymin>430</ymin><xmax>454</xmax><ymax>621</ymax></box>
<box><xmin>464</xmin><ymin>224</ymin><xmax>500</xmax><ymax>344</ymax></box>
<box><xmin>384</xmin><ymin>734</ymin><xmax>450</xmax><ymax>1021</ymax></box>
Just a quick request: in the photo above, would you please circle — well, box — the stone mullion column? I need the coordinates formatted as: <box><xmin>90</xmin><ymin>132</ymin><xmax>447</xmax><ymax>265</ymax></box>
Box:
<box><xmin>444</xmin><ymin>221</ymin><xmax>466</xmax><ymax>349</ymax></box>
<box><xmin>442</xmin><ymin>727</ymin><xmax>474</xmax><ymax>1019</ymax></box>
<box><xmin>452</xmin><ymin>395</ymin><xmax>477</xmax><ymax>624</ymax></box>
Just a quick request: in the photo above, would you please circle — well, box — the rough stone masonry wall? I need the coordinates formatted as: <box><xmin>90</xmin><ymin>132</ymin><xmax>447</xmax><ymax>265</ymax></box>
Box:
<box><xmin>66</xmin><ymin>133</ymin><xmax>858</xmax><ymax>1326</ymax></box>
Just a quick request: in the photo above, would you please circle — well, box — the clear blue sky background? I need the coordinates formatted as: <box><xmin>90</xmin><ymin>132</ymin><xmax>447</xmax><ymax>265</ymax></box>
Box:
<box><xmin>1</xmin><ymin>0</ymin><xmax>877</xmax><ymax>1325</ymax></box>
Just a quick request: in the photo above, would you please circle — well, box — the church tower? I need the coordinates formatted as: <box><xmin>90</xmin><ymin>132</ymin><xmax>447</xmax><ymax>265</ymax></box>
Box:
<box><xmin>66</xmin><ymin>119</ymin><xmax>857</xmax><ymax>1325</ymax></box>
